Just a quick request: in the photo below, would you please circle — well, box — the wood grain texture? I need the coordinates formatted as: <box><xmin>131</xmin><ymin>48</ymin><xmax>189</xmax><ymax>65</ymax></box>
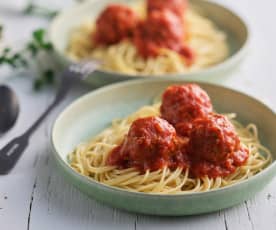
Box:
<box><xmin>1</xmin><ymin>0</ymin><xmax>276</xmax><ymax>229</ymax></box>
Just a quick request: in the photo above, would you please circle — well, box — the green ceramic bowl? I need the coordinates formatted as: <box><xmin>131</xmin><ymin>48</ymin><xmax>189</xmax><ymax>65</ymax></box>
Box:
<box><xmin>51</xmin><ymin>79</ymin><xmax>276</xmax><ymax>216</ymax></box>
<box><xmin>49</xmin><ymin>0</ymin><xmax>249</xmax><ymax>86</ymax></box>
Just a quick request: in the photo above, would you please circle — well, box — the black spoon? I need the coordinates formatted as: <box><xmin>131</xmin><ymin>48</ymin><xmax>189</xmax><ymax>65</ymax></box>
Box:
<box><xmin>0</xmin><ymin>85</ymin><xmax>20</xmax><ymax>134</ymax></box>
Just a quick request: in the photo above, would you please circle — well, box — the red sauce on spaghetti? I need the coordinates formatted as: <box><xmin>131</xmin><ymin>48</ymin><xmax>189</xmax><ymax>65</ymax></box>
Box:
<box><xmin>92</xmin><ymin>2</ymin><xmax>195</xmax><ymax>63</ymax></box>
<box><xmin>107</xmin><ymin>84</ymin><xmax>249</xmax><ymax>178</ymax></box>
<box><xmin>107</xmin><ymin>117</ymin><xmax>189</xmax><ymax>172</ymax></box>
<box><xmin>93</xmin><ymin>4</ymin><xmax>139</xmax><ymax>45</ymax></box>
<box><xmin>147</xmin><ymin>0</ymin><xmax>188</xmax><ymax>17</ymax></box>
<box><xmin>134</xmin><ymin>10</ymin><xmax>194</xmax><ymax>62</ymax></box>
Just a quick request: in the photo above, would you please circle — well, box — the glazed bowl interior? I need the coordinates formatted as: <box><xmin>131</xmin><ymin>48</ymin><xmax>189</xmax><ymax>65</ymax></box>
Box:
<box><xmin>51</xmin><ymin>79</ymin><xmax>276</xmax><ymax>215</ymax></box>
<box><xmin>49</xmin><ymin>0</ymin><xmax>249</xmax><ymax>85</ymax></box>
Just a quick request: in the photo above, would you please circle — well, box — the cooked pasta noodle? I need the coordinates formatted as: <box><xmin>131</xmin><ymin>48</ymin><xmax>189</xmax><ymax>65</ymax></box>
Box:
<box><xmin>68</xmin><ymin>104</ymin><xmax>272</xmax><ymax>194</ymax></box>
<box><xmin>66</xmin><ymin>2</ymin><xmax>229</xmax><ymax>75</ymax></box>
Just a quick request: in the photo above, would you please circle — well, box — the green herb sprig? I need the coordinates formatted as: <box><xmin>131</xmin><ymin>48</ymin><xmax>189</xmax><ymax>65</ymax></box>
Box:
<box><xmin>27</xmin><ymin>29</ymin><xmax>54</xmax><ymax>55</ymax></box>
<box><xmin>0</xmin><ymin>28</ymin><xmax>57</xmax><ymax>90</ymax></box>
<box><xmin>0</xmin><ymin>48</ymin><xmax>28</xmax><ymax>68</ymax></box>
<box><xmin>23</xmin><ymin>3</ymin><xmax>58</xmax><ymax>19</ymax></box>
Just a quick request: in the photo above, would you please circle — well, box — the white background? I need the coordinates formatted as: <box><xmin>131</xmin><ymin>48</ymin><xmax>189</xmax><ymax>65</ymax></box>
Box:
<box><xmin>0</xmin><ymin>0</ymin><xmax>276</xmax><ymax>229</ymax></box>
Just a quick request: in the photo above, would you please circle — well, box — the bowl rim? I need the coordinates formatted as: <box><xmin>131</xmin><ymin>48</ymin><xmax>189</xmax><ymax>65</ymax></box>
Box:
<box><xmin>48</xmin><ymin>0</ymin><xmax>250</xmax><ymax>79</ymax></box>
<box><xmin>51</xmin><ymin>78</ymin><xmax>276</xmax><ymax>198</ymax></box>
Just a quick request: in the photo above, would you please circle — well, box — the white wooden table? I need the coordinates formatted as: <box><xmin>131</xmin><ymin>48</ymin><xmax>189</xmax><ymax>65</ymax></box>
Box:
<box><xmin>1</xmin><ymin>0</ymin><xmax>276</xmax><ymax>229</ymax></box>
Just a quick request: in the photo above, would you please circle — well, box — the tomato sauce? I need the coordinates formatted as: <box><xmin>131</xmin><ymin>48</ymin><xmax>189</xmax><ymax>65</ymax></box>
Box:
<box><xmin>161</xmin><ymin>84</ymin><xmax>213</xmax><ymax>126</ymax></box>
<box><xmin>107</xmin><ymin>84</ymin><xmax>249</xmax><ymax>178</ymax></box>
<box><xmin>93</xmin><ymin>4</ymin><xmax>139</xmax><ymax>45</ymax></box>
<box><xmin>134</xmin><ymin>10</ymin><xmax>194</xmax><ymax>62</ymax></box>
<box><xmin>107</xmin><ymin>117</ymin><xmax>188</xmax><ymax>172</ymax></box>
<box><xmin>92</xmin><ymin>1</ymin><xmax>195</xmax><ymax>63</ymax></box>
<box><xmin>188</xmin><ymin>113</ymin><xmax>248</xmax><ymax>178</ymax></box>
<box><xmin>147</xmin><ymin>0</ymin><xmax>188</xmax><ymax>17</ymax></box>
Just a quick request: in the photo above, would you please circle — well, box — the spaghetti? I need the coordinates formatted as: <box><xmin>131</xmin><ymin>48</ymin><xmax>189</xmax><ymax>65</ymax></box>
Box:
<box><xmin>66</xmin><ymin>1</ymin><xmax>229</xmax><ymax>75</ymax></box>
<box><xmin>68</xmin><ymin>103</ymin><xmax>272</xmax><ymax>194</ymax></box>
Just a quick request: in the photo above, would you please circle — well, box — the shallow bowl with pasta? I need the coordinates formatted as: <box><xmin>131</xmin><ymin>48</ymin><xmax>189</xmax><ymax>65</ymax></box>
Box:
<box><xmin>49</xmin><ymin>0</ymin><xmax>249</xmax><ymax>86</ymax></box>
<box><xmin>51</xmin><ymin>79</ymin><xmax>276</xmax><ymax>216</ymax></box>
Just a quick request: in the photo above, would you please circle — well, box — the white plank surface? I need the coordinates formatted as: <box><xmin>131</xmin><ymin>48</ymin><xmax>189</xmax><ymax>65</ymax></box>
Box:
<box><xmin>0</xmin><ymin>0</ymin><xmax>276</xmax><ymax>230</ymax></box>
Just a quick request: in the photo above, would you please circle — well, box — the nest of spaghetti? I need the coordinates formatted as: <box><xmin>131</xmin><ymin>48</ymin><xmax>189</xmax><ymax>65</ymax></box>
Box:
<box><xmin>69</xmin><ymin>84</ymin><xmax>272</xmax><ymax>194</ymax></box>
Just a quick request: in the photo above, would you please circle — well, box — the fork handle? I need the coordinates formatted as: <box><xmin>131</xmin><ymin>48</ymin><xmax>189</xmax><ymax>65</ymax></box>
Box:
<box><xmin>0</xmin><ymin>135</ymin><xmax>29</xmax><ymax>174</ymax></box>
<box><xmin>25</xmin><ymin>88</ymin><xmax>66</xmax><ymax>137</ymax></box>
<box><xmin>0</xmin><ymin>83</ymin><xmax>69</xmax><ymax>174</ymax></box>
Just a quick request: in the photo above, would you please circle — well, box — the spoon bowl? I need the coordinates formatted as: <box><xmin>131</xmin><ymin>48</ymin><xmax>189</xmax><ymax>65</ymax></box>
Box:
<box><xmin>0</xmin><ymin>85</ymin><xmax>20</xmax><ymax>134</ymax></box>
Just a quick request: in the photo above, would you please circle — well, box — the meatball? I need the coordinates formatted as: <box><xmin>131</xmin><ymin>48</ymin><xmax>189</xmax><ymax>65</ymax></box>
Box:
<box><xmin>161</xmin><ymin>84</ymin><xmax>213</xmax><ymax>126</ymax></box>
<box><xmin>147</xmin><ymin>0</ymin><xmax>188</xmax><ymax>17</ymax></box>
<box><xmin>188</xmin><ymin>113</ymin><xmax>249</xmax><ymax>178</ymax></box>
<box><xmin>134</xmin><ymin>10</ymin><xmax>185</xmax><ymax>58</ymax></box>
<box><xmin>94</xmin><ymin>4</ymin><xmax>139</xmax><ymax>45</ymax></box>
<box><xmin>107</xmin><ymin>117</ymin><xmax>178</xmax><ymax>171</ymax></box>
<box><xmin>188</xmin><ymin>113</ymin><xmax>240</xmax><ymax>163</ymax></box>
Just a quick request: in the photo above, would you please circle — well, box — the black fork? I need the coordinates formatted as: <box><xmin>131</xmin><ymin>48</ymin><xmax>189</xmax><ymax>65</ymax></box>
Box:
<box><xmin>0</xmin><ymin>60</ymin><xmax>100</xmax><ymax>174</ymax></box>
